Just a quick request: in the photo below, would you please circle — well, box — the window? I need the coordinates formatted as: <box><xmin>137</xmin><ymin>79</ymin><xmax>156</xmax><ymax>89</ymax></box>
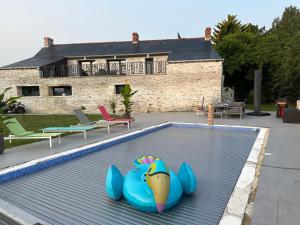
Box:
<box><xmin>50</xmin><ymin>86</ymin><xmax>72</xmax><ymax>96</ymax></box>
<box><xmin>19</xmin><ymin>86</ymin><xmax>40</xmax><ymax>96</ymax></box>
<box><xmin>107</xmin><ymin>60</ymin><xmax>126</xmax><ymax>75</ymax></box>
<box><xmin>79</xmin><ymin>60</ymin><xmax>95</xmax><ymax>76</ymax></box>
<box><xmin>115</xmin><ymin>84</ymin><xmax>126</xmax><ymax>94</ymax></box>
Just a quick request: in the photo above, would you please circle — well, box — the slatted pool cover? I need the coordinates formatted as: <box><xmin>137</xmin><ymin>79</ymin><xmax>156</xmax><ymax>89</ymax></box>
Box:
<box><xmin>0</xmin><ymin>126</ymin><xmax>258</xmax><ymax>225</ymax></box>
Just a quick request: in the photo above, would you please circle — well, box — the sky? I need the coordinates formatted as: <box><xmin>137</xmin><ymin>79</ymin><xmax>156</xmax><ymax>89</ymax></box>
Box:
<box><xmin>0</xmin><ymin>0</ymin><xmax>299</xmax><ymax>67</ymax></box>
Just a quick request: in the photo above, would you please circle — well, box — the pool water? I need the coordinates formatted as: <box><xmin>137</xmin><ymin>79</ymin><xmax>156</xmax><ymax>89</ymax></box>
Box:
<box><xmin>0</xmin><ymin>125</ymin><xmax>258</xmax><ymax>225</ymax></box>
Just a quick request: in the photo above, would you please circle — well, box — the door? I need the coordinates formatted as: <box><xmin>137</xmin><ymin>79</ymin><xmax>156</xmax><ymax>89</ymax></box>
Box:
<box><xmin>145</xmin><ymin>58</ymin><xmax>154</xmax><ymax>74</ymax></box>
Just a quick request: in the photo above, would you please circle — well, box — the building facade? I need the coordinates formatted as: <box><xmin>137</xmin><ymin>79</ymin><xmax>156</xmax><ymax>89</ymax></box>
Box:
<box><xmin>0</xmin><ymin>28</ymin><xmax>223</xmax><ymax>114</ymax></box>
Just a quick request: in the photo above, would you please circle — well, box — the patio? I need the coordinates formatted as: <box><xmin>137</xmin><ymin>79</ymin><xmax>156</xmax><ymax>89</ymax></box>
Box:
<box><xmin>0</xmin><ymin>111</ymin><xmax>299</xmax><ymax>225</ymax></box>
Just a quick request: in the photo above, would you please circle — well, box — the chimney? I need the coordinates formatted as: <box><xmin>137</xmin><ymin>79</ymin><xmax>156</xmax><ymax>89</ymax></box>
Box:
<box><xmin>205</xmin><ymin>27</ymin><xmax>211</xmax><ymax>41</ymax></box>
<box><xmin>132</xmin><ymin>32</ymin><xmax>139</xmax><ymax>44</ymax></box>
<box><xmin>44</xmin><ymin>37</ymin><xmax>54</xmax><ymax>47</ymax></box>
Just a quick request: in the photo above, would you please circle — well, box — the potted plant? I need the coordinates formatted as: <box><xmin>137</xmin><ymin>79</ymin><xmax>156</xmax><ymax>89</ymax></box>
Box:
<box><xmin>120</xmin><ymin>84</ymin><xmax>138</xmax><ymax>119</ymax></box>
<box><xmin>0</xmin><ymin>87</ymin><xmax>19</xmax><ymax>154</ymax></box>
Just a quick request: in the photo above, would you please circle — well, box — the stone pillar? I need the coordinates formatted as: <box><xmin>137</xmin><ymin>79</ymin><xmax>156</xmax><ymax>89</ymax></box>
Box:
<box><xmin>297</xmin><ymin>100</ymin><xmax>300</xmax><ymax>110</ymax></box>
<box><xmin>208</xmin><ymin>102</ymin><xmax>214</xmax><ymax>125</ymax></box>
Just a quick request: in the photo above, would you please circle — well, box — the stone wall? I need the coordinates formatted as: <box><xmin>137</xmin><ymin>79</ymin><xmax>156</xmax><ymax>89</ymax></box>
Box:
<box><xmin>0</xmin><ymin>60</ymin><xmax>223</xmax><ymax>114</ymax></box>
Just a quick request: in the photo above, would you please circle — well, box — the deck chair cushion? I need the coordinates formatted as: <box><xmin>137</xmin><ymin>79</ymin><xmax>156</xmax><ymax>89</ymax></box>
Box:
<box><xmin>98</xmin><ymin>106</ymin><xmax>114</xmax><ymax>121</ymax></box>
<box><xmin>73</xmin><ymin>109</ymin><xmax>93</xmax><ymax>124</ymax></box>
<box><xmin>3</xmin><ymin>118</ymin><xmax>35</xmax><ymax>136</ymax></box>
<box><xmin>73</xmin><ymin>109</ymin><xmax>98</xmax><ymax>126</ymax></box>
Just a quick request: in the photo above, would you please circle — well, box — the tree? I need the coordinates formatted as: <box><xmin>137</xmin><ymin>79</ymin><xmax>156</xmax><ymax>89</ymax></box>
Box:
<box><xmin>269</xmin><ymin>6</ymin><xmax>300</xmax><ymax>101</ymax></box>
<box><xmin>245</xmin><ymin>24</ymin><xmax>265</xmax><ymax>34</ymax></box>
<box><xmin>213</xmin><ymin>6</ymin><xmax>300</xmax><ymax>103</ymax></box>
<box><xmin>212</xmin><ymin>15</ymin><xmax>250</xmax><ymax>44</ymax></box>
<box><xmin>271</xmin><ymin>6</ymin><xmax>300</xmax><ymax>35</ymax></box>
<box><xmin>215</xmin><ymin>32</ymin><xmax>260</xmax><ymax>100</ymax></box>
<box><xmin>212</xmin><ymin>14</ymin><xmax>268</xmax><ymax>101</ymax></box>
<box><xmin>272</xmin><ymin>33</ymin><xmax>300</xmax><ymax>100</ymax></box>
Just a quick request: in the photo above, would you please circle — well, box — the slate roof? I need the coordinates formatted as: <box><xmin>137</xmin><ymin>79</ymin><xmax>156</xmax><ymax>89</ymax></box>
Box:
<box><xmin>0</xmin><ymin>37</ymin><xmax>222</xmax><ymax>69</ymax></box>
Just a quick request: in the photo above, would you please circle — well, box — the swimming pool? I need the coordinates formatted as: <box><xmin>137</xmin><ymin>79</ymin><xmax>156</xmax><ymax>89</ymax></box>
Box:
<box><xmin>0</xmin><ymin>122</ymin><xmax>267</xmax><ymax>225</ymax></box>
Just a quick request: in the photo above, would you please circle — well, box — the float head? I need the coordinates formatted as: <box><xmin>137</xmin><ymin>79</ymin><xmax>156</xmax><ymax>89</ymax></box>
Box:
<box><xmin>146</xmin><ymin>160</ymin><xmax>170</xmax><ymax>213</ymax></box>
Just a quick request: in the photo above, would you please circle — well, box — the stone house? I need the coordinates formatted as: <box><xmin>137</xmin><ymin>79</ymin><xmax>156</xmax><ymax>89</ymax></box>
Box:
<box><xmin>0</xmin><ymin>28</ymin><xmax>223</xmax><ymax>114</ymax></box>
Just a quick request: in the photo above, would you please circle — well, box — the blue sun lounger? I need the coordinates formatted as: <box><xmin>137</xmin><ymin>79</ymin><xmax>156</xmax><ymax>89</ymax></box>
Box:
<box><xmin>41</xmin><ymin>126</ymin><xmax>97</xmax><ymax>140</ymax></box>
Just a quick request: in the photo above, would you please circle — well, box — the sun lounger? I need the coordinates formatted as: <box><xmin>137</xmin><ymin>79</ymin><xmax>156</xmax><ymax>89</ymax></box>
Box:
<box><xmin>225</xmin><ymin>102</ymin><xmax>246</xmax><ymax>119</ymax></box>
<box><xmin>74</xmin><ymin>109</ymin><xmax>97</xmax><ymax>125</ymax></box>
<box><xmin>3</xmin><ymin>118</ymin><xmax>61</xmax><ymax>148</ymax></box>
<box><xmin>41</xmin><ymin>126</ymin><xmax>97</xmax><ymax>140</ymax></box>
<box><xmin>98</xmin><ymin>106</ymin><xmax>133</xmax><ymax>129</ymax></box>
<box><xmin>73</xmin><ymin>109</ymin><xmax>111</xmax><ymax>133</ymax></box>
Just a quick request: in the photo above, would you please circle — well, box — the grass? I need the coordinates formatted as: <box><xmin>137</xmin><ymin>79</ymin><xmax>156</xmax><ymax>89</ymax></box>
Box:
<box><xmin>0</xmin><ymin>114</ymin><xmax>111</xmax><ymax>148</ymax></box>
<box><xmin>246</xmin><ymin>104</ymin><xmax>276</xmax><ymax>111</ymax></box>
<box><xmin>246</xmin><ymin>103</ymin><xmax>298</xmax><ymax>112</ymax></box>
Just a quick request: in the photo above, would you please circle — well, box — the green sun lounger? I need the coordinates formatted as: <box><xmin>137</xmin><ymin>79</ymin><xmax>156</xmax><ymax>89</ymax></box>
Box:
<box><xmin>3</xmin><ymin>118</ymin><xmax>61</xmax><ymax>148</ymax></box>
<box><xmin>41</xmin><ymin>126</ymin><xmax>97</xmax><ymax>140</ymax></box>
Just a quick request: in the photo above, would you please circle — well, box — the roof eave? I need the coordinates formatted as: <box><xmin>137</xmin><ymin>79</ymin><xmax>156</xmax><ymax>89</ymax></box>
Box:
<box><xmin>65</xmin><ymin>52</ymin><xmax>171</xmax><ymax>59</ymax></box>
<box><xmin>0</xmin><ymin>66</ymin><xmax>39</xmax><ymax>70</ymax></box>
<box><xmin>168</xmin><ymin>58</ymin><xmax>224</xmax><ymax>63</ymax></box>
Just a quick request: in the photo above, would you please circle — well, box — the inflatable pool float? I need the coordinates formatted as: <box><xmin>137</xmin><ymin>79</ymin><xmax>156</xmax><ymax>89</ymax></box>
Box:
<box><xmin>105</xmin><ymin>155</ymin><xmax>197</xmax><ymax>213</ymax></box>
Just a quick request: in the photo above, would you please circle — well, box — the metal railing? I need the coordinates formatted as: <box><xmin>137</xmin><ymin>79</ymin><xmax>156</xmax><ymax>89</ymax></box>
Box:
<box><xmin>40</xmin><ymin>61</ymin><xmax>167</xmax><ymax>78</ymax></box>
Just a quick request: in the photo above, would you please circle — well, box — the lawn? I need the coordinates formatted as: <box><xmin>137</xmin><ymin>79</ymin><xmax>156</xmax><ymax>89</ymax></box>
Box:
<box><xmin>245</xmin><ymin>103</ymin><xmax>298</xmax><ymax>112</ymax></box>
<box><xmin>0</xmin><ymin>114</ymin><xmax>103</xmax><ymax>148</ymax></box>
<box><xmin>246</xmin><ymin>104</ymin><xmax>276</xmax><ymax>111</ymax></box>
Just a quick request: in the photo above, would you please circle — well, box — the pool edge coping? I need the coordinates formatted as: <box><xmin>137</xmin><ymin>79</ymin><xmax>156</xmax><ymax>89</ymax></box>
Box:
<box><xmin>0</xmin><ymin>198</ymin><xmax>50</xmax><ymax>225</ymax></box>
<box><xmin>0</xmin><ymin>122</ymin><xmax>171</xmax><ymax>177</ymax></box>
<box><xmin>218</xmin><ymin>127</ymin><xmax>269</xmax><ymax>225</ymax></box>
<box><xmin>0</xmin><ymin>122</ymin><xmax>267</xmax><ymax>225</ymax></box>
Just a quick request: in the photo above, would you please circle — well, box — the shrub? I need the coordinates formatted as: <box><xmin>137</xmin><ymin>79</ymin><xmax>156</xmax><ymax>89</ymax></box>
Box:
<box><xmin>120</xmin><ymin>84</ymin><xmax>138</xmax><ymax>118</ymax></box>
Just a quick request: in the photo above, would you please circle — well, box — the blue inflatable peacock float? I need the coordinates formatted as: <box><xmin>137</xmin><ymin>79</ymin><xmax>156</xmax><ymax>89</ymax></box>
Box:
<box><xmin>105</xmin><ymin>155</ymin><xmax>197</xmax><ymax>213</ymax></box>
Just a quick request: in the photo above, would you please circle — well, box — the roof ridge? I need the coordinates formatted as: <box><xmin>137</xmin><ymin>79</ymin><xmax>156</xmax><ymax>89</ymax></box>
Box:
<box><xmin>53</xmin><ymin>37</ymin><xmax>204</xmax><ymax>46</ymax></box>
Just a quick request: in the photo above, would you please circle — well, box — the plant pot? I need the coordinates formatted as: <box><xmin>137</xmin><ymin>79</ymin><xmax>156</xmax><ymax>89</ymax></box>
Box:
<box><xmin>0</xmin><ymin>134</ymin><xmax>4</xmax><ymax>155</ymax></box>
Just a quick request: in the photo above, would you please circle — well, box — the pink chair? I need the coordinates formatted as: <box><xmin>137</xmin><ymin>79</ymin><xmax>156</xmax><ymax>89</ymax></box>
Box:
<box><xmin>98</xmin><ymin>105</ymin><xmax>133</xmax><ymax>129</ymax></box>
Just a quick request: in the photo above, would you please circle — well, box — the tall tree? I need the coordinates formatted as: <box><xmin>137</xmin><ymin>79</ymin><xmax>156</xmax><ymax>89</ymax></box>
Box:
<box><xmin>269</xmin><ymin>6</ymin><xmax>300</xmax><ymax>101</ymax></box>
<box><xmin>212</xmin><ymin>14</ymin><xmax>264</xmax><ymax>101</ymax></box>
<box><xmin>213</xmin><ymin>6</ymin><xmax>300</xmax><ymax>103</ymax></box>
<box><xmin>272</xmin><ymin>6</ymin><xmax>300</xmax><ymax>35</ymax></box>
<box><xmin>271</xmin><ymin>33</ymin><xmax>300</xmax><ymax>100</ymax></box>
<box><xmin>212</xmin><ymin>15</ymin><xmax>249</xmax><ymax>44</ymax></box>
<box><xmin>215</xmin><ymin>32</ymin><xmax>260</xmax><ymax>101</ymax></box>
